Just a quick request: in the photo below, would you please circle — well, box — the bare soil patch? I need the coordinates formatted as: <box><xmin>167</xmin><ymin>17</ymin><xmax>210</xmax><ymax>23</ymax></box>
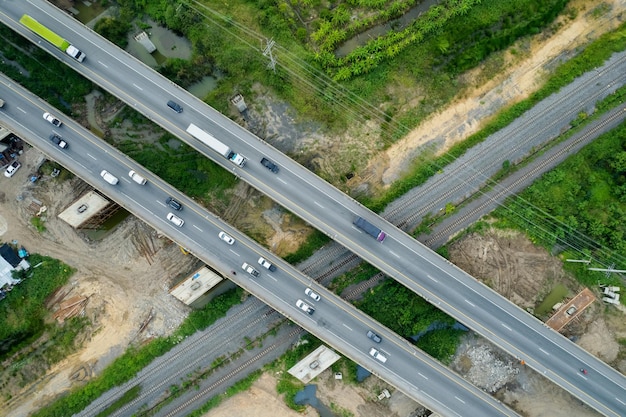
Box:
<box><xmin>0</xmin><ymin>147</ymin><xmax>193</xmax><ymax>417</ymax></box>
<box><xmin>202</xmin><ymin>373</ymin><xmax>318</xmax><ymax>417</ymax></box>
<box><xmin>357</xmin><ymin>0</ymin><xmax>626</xmax><ymax>190</ymax></box>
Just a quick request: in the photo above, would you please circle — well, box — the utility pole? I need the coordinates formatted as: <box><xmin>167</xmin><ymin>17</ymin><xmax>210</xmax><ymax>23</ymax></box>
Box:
<box><xmin>262</xmin><ymin>38</ymin><xmax>277</xmax><ymax>72</ymax></box>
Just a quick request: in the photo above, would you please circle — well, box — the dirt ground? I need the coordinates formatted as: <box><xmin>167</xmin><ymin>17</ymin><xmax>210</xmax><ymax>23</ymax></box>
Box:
<box><xmin>358</xmin><ymin>0</ymin><xmax>626</xmax><ymax>189</ymax></box>
<box><xmin>0</xmin><ymin>147</ymin><xmax>194</xmax><ymax>417</ymax></box>
<box><xmin>3</xmin><ymin>1</ymin><xmax>626</xmax><ymax>417</ymax></box>
<box><xmin>204</xmin><ymin>228</ymin><xmax>625</xmax><ymax>417</ymax></box>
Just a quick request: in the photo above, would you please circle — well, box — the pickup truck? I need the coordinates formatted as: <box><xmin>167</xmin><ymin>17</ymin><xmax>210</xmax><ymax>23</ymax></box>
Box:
<box><xmin>261</xmin><ymin>157</ymin><xmax>279</xmax><ymax>173</ymax></box>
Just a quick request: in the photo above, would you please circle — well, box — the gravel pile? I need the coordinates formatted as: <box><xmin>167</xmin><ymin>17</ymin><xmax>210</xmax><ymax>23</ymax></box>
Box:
<box><xmin>463</xmin><ymin>344</ymin><xmax>519</xmax><ymax>393</ymax></box>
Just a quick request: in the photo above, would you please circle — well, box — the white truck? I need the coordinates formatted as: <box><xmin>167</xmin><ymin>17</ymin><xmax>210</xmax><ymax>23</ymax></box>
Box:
<box><xmin>20</xmin><ymin>15</ymin><xmax>86</xmax><ymax>62</ymax></box>
<box><xmin>186</xmin><ymin>123</ymin><xmax>246</xmax><ymax>167</ymax></box>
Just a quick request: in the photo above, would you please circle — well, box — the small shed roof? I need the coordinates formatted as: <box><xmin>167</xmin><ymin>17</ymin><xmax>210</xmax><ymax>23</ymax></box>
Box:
<box><xmin>288</xmin><ymin>345</ymin><xmax>341</xmax><ymax>383</ymax></box>
<box><xmin>58</xmin><ymin>191</ymin><xmax>110</xmax><ymax>228</ymax></box>
<box><xmin>169</xmin><ymin>266</ymin><xmax>223</xmax><ymax>305</ymax></box>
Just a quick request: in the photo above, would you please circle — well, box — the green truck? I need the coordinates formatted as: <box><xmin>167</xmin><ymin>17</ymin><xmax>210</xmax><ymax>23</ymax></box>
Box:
<box><xmin>19</xmin><ymin>14</ymin><xmax>86</xmax><ymax>62</ymax></box>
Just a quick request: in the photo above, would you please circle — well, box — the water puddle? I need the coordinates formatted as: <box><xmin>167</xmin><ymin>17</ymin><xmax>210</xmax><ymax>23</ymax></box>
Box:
<box><xmin>294</xmin><ymin>384</ymin><xmax>338</xmax><ymax>417</ymax></box>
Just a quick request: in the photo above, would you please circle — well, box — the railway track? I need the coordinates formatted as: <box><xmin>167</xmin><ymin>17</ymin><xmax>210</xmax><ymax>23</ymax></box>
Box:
<box><xmin>82</xmin><ymin>54</ymin><xmax>626</xmax><ymax>417</ymax></box>
<box><xmin>423</xmin><ymin>106</ymin><xmax>626</xmax><ymax>249</ymax></box>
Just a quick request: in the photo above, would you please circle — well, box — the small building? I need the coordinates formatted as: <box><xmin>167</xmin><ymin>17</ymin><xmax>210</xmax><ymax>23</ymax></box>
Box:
<box><xmin>133</xmin><ymin>32</ymin><xmax>157</xmax><ymax>53</ymax></box>
<box><xmin>169</xmin><ymin>266</ymin><xmax>235</xmax><ymax>308</ymax></box>
<box><xmin>0</xmin><ymin>243</ymin><xmax>30</xmax><ymax>289</ymax></box>
<box><xmin>58</xmin><ymin>191</ymin><xmax>114</xmax><ymax>229</ymax></box>
<box><xmin>288</xmin><ymin>345</ymin><xmax>341</xmax><ymax>383</ymax></box>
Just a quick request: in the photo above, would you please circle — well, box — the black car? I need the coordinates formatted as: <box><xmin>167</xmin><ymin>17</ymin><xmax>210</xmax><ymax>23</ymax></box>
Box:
<box><xmin>367</xmin><ymin>330</ymin><xmax>382</xmax><ymax>343</ymax></box>
<box><xmin>260</xmin><ymin>157</ymin><xmax>279</xmax><ymax>173</ymax></box>
<box><xmin>165</xmin><ymin>196</ymin><xmax>182</xmax><ymax>211</ymax></box>
<box><xmin>49</xmin><ymin>133</ymin><xmax>68</xmax><ymax>149</ymax></box>
<box><xmin>167</xmin><ymin>100</ymin><xmax>183</xmax><ymax>113</ymax></box>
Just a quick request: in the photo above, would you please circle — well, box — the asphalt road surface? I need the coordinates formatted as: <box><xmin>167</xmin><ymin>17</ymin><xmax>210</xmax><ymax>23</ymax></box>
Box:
<box><xmin>1</xmin><ymin>2</ymin><xmax>625</xmax><ymax>415</ymax></box>
<box><xmin>0</xmin><ymin>73</ymin><xmax>516</xmax><ymax>417</ymax></box>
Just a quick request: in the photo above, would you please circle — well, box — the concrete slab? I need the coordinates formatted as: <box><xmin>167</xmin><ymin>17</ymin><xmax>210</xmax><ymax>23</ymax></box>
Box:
<box><xmin>288</xmin><ymin>345</ymin><xmax>341</xmax><ymax>383</ymax></box>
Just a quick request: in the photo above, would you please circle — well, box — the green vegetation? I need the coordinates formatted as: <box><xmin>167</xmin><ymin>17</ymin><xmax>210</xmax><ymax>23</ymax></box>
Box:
<box><xmin>94</xmin><ymin>17</ymin><xmax>131</xmax><ymax>48</ymax></box>
<box><xmin>492</xmin><ymin>120</ymin><xmax>626</xmax><ymax>289</ymax></box>
<box><xmin>185</xmin><ymin>370</ymin><xmax>263</xmax><ymax>417</ymax></box>
<box><xmin>358</xmin><ymin>280</ymin><xmax>463</xmax><ymax>362</ymax></box>
<box><xmin>534</xmin><ymin>284</ymin><xmax>569</xmax><ymax>317</ymax></box>
<box><xmin>0</xmin><ymin>254</ymin><xmax>75</xmax><ymax>360</ymax></box>
<box><xmin>329</xmin><ymin>262</ymin><xmax>381</xmax><ymax>295</ymax></box>
<box><xmin>283</xmin><ymin>229</ymin><xmax>330</xmax><ymax>264</ymax></box>
<box><xmin>117</xmin><ymin>133</ymin><xmax>239</xmax><ymax>204</ymax></box>
<box><xmin>363</xmin><ymin>18</ymin><xmax>626</xmax><ymax>212</ymax></box>
<box><xmin>31</xmin><ymin>288</ymin><xmax>242</xmax><ymax>417</ymax></box>
<box><xmin>30</xmin><ymin>216</ymin><xmax>46</xmax><ymax>233</ymax></box>
<box><xmin>94</xmin><ymin>385</ymin><xmax>141</xmax><ymax>417</ymax></box>
<box><xmin>0</xmin><ymin>25</ymin><xmax>92</xmax><ymax>110</ymax></box>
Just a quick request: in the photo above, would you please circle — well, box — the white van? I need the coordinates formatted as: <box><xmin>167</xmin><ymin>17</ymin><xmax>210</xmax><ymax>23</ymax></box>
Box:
<box><xmin>128</xmin><ymin>170</ymin><xmax>147</xmax><ymax>185</ymax></box>
<box><xmin>167</xmin><ymin>213</ymin><xmax>184</xmax><ymax>227</ymax></box>
<box><xmin>100</xmin><ymin>170</ymin><xmax>119</xmax><ymax>185</ymax></box>
<box><xmin>369</xmin><ymin>347</ymin><xmax>387</xmax><ymax>363</ymax></box>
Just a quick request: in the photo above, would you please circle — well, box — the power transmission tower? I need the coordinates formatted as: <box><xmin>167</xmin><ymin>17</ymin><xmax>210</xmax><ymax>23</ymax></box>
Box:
<box><xmin>262</xmin><ymin>38</ymin><xmax>277</xmax><ymax>72</ymax></box>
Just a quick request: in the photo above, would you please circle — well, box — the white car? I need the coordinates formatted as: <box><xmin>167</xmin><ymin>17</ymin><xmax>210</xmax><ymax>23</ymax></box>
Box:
<box><xmin>166</xmin><ymin>212</ymin><xmax>184</xmax><ymax>227</ymax></box>
<box><xmin>100</xmin><ymin>170</ymin><xmax>119</xmax><ymax>185</ymax></box>
<box><xmin>43</xmin><ymin>112</ymin><xmax>62</xmax><ymax>127</ymax></box>
<box><xmin>242</xmin><ymin>262</ymin><xmax>259</xmax><ymax>277</ymax></box>
<box><xmin>369</xmin><ymin>347</ymin><xmax>387</xmax><ymax>363</ymax></box>
<box><xmin>49</xmin><ymin>133</ymin><xmax>68</xmax><ymax>149</ymax></box>
<box><xmin>296</xmin><ymin>299</ymin><xmax>315</xmax><ymax>315</ymax></box>
<box><xmin>305</xmin><ymin>287</ymin><xmax>321</xmax><ymax>301</ymax></box>
<box><xmin>218</xmin><ymin>231</ymin><xmax>235</xmax><ymax>245</ymax></box>
<box><xmin>258</xmin><ymin>257</ymin><xmax>276</xmax><ymax>271</ymax></box>
<box><xmin>4</xmin><ymin>161</ymin><xmax>21</xmax><ymax>178</ymax></box>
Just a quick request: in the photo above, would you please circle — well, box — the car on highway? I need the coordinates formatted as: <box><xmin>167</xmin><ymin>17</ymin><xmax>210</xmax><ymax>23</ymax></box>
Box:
<box><xmin>49</xmin><ymin>133</ymin><xmax>68</xmax><ymax>149</ymax></box>
<box><xmin>260</xmin><ymin>157</ymin><xmax>279</xmax><ymax>173</ymax></box>
<box><xmin>296</xmin><ymin>299</ymin><xmax>315</xmax><ymax>315</ymax></box>
<box><xmin>304</xmin><ymin>287</ymin><xmax>321</xmax><ymax>301</ymax></box>
<box><xmin>128</xmin><ymin>170</ymin><xmax>147</xmax><ymax>185</ymax></box>
<box><xmin>219</xmin><ymin>231</ymin><xmax>235</xmax><ymax>245</ymax></box>
<box><xmin>4</xmin><ymin>161</ymin><xmax>21</xmax><ymax>178</ymax></box>
<box><xmin>167</xmin><ymin>100</ymin><xmax>183</xmax><ymax>113</ymax></box>
<box><xmin>258</xmin><ymin>256</ymin><xmax>276</xmax><ymax>271</ymax></box>
<box><xmin>100</xmin><ymin>170</ymin><xmax>119</xmax><ymax>185</ymax></box>
<box><xmin>166</xmin><ymin>212</ymin><xmax>184</xmax><ymax>227</ymax></box>
<box><xmin>242</xmin><ymin>262</ymin><xmax>259</xmax><ymax>277</ymax></box>
<box><xmin>367</xmin><ymin>330</ymin><xmax>382</xmax><ymax>343</ymax></box>
<box><xmin>165</xmin><ymin>196</ymin><xmax>182</xmax><ymax>211</ymax></box>
<box><xmin>43</xmin><ymin>112</ymin><xmax>62</xmax><ymax>127</ymax></box>
<box><xmin>369</xmin><ymin>347</ymin><xmax>387</xmax><ymax>363</ymax></box>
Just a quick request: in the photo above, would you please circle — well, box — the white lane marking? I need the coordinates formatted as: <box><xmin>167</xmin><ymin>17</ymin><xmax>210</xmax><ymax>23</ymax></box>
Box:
<box><xmin>193</xmin><ymin>225</ymin><xmax>203</xmax><ymax>232</ymax></box>
<box><xmin>501</xmin><ymin>323</ymin><xmax>512</xmax><ymax>331</ymax></box>
<box><xmin>427</xmin><ymin>275</ymin><xmax>438</xmax><ymax>282</ymax></box>
<box><xmin>132</xmin><ymin>83</ymin><xmax>143</xmax><ymax>91</ymax></box>
<box><xmin>454</xmin><ymin>396</ymin><xmax>465</xmax><ymax>404</ymax></box>
<box><xmin>465</xmin><ymin>300</ymin><xmax>475</xmax><ymax>307</ymax></box>
<box><xmin>229</xmin><ymin>250</ymin><xmax>241</xmax><ymax>257</ymax></box>
<box><xmin>538</xmin><ymin>348</ymin><xmax>549</xmax><ymax>355</ymax></box>
<box><xmin>86</xmin><ymin>153</ymin><xmax>97</xmax><ymax>160</ymax></box>
<box><xmin>418</xmin><ymin>372</ymin><xmax>428</xmax><ymax>380</ymax></box>
<box><xmin>389</xmin><ymin>250</ymin><xmax>400</xmax><ymax>258</ymax></box>
<box><xmin>578</xmin><ymin>374</ymin><xmax>587</xmax><ymax>380</ymax></box>
<box><xmin>157</xmin><ymin>201</ymin><xmax>166</xmax><ymax>207</ymax></box>
<box><xmin>17</xmin><ymin>107</ymin><xmax>27</xmax><ymax>114</ymax></box>
<box><xmin>615</xmin><ymin>397</ymin><xmax>626</xmax><ymax>406</ymax></box>
<box><xmin>268</xmin><ymin>275</ymin><xmax>278</xmax><ymax>282</ymax></box>
<box><xmin>314</xmin><ymin>201</ymin><xmax>324</xmax><ymax>208</ymax></box>
<box><xmin>98</xmin><ymin>61</ymin><xmax>109</xmax><ymax>68</ymax></box>
<box><xmin>342</xmin><ymin>323</ymin><xmax>353</xmax><ymax>331</ymax></box>
<box><xmin>278</xmin><ymin>178</ymin><xmax>287</xmax><ymax>184</ymax></box>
